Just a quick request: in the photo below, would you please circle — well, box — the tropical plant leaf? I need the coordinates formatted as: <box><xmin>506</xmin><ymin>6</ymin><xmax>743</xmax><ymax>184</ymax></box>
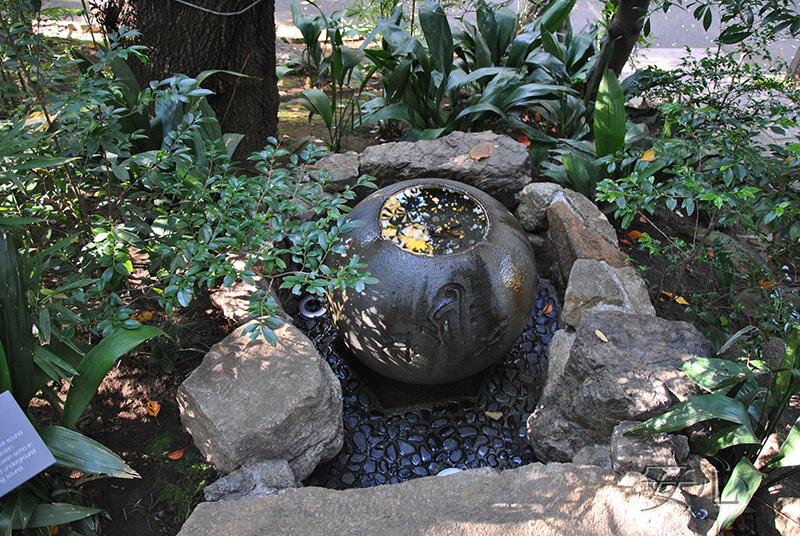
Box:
<box><xmin>768</xmin><ymin>413</ymin><xmax>800</xmax><ymax>468</ymax></box>
<box><xmin>534</xmin><ymin>0</ymin><xmax>577</xmax><ymax>34</ymax></box>
<box><xmin>623</xmin><ymin>393</ymin><xmax>758</xmax><ymax>436</ymax></box>
<box><xmin>419</xmin><ymin>0</ymin><xmax>454</xmax><ymax>78</ymax></box>
<box><xmin>712</xmin><ymin>458</ymin><xmax>763</xmax><ymax>534</ymax></box>
<box><xmin>594</xmin><ymin>69</ymin><xmax>626</xmax><ymax>157</ymax></box>
<box><xmin>39</xmin><ymin>426</ymin><xmax>138</xmax><ymax>478</ymax></box>
<box><xmin>698</xmin><ymin>423</ymin><xmax>761</xmax><ymax>456</ymax></box>
<box><xmin>680</xmin><ymin>357</ymin><xmax>763</xmax><ymax>392</ymax></box>
<box><xmin>11</xmin><ymin>503</ymin><xmax>103</xmax><ymax>529</ymax></box>
<box><xmin>61</xmin><ymin>325</ymin><xmax>164</xmax><ymax>428</ymax></box>
<box><xmin>298</xmin><ymin>88</ymin><xmax>334</xmax><ymax>131</ymax></box>
<box><xmin>0</xmin><ymin>231</ymin><xmax>36</xmax><ymax>408</ymax></box>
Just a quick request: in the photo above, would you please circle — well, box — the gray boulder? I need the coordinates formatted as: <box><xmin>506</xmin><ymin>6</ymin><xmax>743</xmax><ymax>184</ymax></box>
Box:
<box><xmin>359</xmin><ymin>131</ymin><xmax>531</xmax><ymax>209</ymax></box>
<box><xmin>311</xmin><ymin>151</ymin><xmax>361</xmax><ymax>193</ymax></box>
<box><xmin>611</xmin><ymin>421</ymin><xmax>690</xmax><ymax>478</ymax></box>
<box><xmin>203</xmin><ymin>459</ymin><xmax>299</xmax><ymax>502</ymax></box>
<box><xmin>514</xmin><ymin>182</ymin><xmax>563</xmax><ymax>231</ymax></box>
<box><xmin>178</xmin><ymin>321</ymin><xmax>343</xmax><ymax>479</ymax></box>
<box><xmin>561</xmin><ymin>259</ymin><xmax>655</xmax><ymax>328</ymax></box>
<box><xmin>527</xmin><ymin>310</ymin><xmax>709</xmax><ymax>462</ymax></box>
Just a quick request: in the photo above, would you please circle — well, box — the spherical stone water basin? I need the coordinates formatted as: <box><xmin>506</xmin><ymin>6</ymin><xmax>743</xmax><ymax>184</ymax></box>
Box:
<box><xmin>327</xmin><ymin>179</ymin><xmax>539</xmax><ymax>384</ymax></box>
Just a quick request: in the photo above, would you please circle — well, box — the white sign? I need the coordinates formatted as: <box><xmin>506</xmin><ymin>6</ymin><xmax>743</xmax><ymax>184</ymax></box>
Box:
<box><xmin>0</xmin><ymin>390</ymin><xmax>56</xmax><ymax>497</ymax></box>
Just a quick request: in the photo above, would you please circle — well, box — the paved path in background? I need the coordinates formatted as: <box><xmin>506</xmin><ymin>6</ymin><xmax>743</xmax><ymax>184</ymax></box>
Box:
<box><xmin>44</xmin><ymin>0</ymin><xmax>800</xmax><ymax>72</ymax></box>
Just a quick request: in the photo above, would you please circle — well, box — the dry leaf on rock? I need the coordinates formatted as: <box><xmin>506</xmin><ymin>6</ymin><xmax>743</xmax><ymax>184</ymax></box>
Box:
<box><xmin>469</xmin><ymin>142</ymin><xmax>493</xmax><ymax>161</ymax></box>
<box><xmin>485</xmin><ymin>411</ymin><xmax>503</xmax><ymax>420</ymax></box>
<box><xmin>542</xmin><ymin>303</ymin><xmax>553</xmax><ymax>315</ymax></box>
<box><xmin>595</xmin><ymin>329</ymin><xmax>609</xmax><ymax>342</ymax></box>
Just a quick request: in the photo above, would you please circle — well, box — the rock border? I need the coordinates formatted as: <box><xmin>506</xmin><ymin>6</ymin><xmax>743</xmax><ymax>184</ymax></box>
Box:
<box><xmin>178</xmin><ymin>132</ymin><xmax>719</xmax><ymax>535</ymax></box>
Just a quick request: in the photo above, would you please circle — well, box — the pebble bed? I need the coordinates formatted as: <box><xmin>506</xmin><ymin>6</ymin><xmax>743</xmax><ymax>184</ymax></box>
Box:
<box><xmin>297</xmin><ymin>280</ymin><xmax>560</xmax><ymax>489</ymax></box>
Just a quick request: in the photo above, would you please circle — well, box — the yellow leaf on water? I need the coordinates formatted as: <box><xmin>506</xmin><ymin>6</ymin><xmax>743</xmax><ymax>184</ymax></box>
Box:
<box><xmin>641</xmin><ymin>148</ymin><xmax>658</xmax><ymax>161</ymax></box>
<box><xmin>485</xmin><ymin>411</ymin><xmax>503</xmax><ymax>420</ymax></box>
<box><xmin>595</xmin><ymin>329</ymin><xmax>609</xmax><ymax>343</ymax></box>
<box><xmin>469</xmin><ymin>142</ymin><xmax>493</xmax><ymax>161</ymax></box>
<box><xmin>146</xmin><ymin>399</ymin><xmax>161</xmax><ymax>417</ymax></box>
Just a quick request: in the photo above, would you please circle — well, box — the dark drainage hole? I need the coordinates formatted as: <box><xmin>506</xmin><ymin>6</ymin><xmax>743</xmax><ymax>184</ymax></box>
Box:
<box><xmin>297</xmin><ymin>278</ymin><xmax>560</xmax><ymax>490</ymax></box>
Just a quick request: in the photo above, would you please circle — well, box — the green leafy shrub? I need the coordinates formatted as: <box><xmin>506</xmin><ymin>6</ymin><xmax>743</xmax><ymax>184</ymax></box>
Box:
<box><xmin>626</xmin><ymin>327</ymin><xmax>800</xmax><ymax>534</ymax></box>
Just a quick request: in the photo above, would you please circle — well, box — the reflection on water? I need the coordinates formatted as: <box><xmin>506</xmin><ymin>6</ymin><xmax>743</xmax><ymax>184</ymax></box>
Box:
<box><xmin>379</xmin><ymin>185</ymin><xmax>488</xmax><ymax>256</ymax></box>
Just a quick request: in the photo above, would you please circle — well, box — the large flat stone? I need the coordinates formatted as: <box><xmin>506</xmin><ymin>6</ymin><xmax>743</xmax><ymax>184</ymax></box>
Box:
<box><xmin>359</xmin><ymin>131</ymin><xmax>531</xmax><ymax>209</ymax></box>
<box><xmin>179</xmin><ymin>463</ymin><xmax>710</xmax><ymax>536</ymax></box>
<box><xmin>178</xmin><ymin>321</ymin><xmax>343</xmax><ymax>479</ymax></box>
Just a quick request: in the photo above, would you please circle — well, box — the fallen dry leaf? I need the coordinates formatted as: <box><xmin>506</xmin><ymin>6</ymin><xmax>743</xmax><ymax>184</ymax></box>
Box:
<box><xmin>48</xmin><ymin>527</ymin><xmax>59</xmax><ymax>535</ymax></box>
<box><xmin>469</xmin><ymin>142</ymin><xmax>493</xmax><ymax>161</ymax></box>
<box><xmin>146</xmin><ymin>399</ymin><xmax>161</xmax><ymax>417</ymax></box>
<box><xmin>627</xmin><ymin>230</ymin><xmax>645</xmax><ymax>240</ymax></box>
<box><xmin>595</xmin><ymin>329</ymin><xmax>609</xmax><ymax>343</ymax></box>
<box><xmin>517</xmin><ymin>136</ymin><xmax>531</xmax><ymax>146</ymax></box>
<box><xmin>661</xmin><ymin>291</ymin><xmax>690</xmax><ymax>305</ymax></box>
<box><xmin>620</xmin><ymin>238</ymin><xmax>632</xmax><ymax>246</ymax></box>
<box><xmin>760</xmin><ymin>278</ymin><xmax>784</xmax><ymax>291</ymax></box>
<box><xmin>484</xmin><ymin>411</ymin><xmax>503</xmax><ymax>420</ymax></box>
<box><xmin>167</xmin><ymin>448</ymin><xmax>186</xmax><ymax>460</ymax></box>
<box><xmin>641</xmin><ymin>148</ymin><xmax>658</xmax><ymax>161</ymax></box>
<box><xmin>542</xmin><ymin>303</ymin><xmax>553</xmax><ymax>315</ymax></box>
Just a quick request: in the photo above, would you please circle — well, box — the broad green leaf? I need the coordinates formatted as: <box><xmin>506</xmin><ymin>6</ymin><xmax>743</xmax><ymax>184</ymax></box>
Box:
<box><xmin>768</xmin><ymin>414</ymin><xmax>800</xmax><ymax>468</ymax></box>
<box><xmin>0</xmin><ymin>217</ymin><xmax>44</xmax><ymax>227</ymax></box>
<box><xmin>10</xmin><ymin>156</ymin><xmax>78</xmax><ymax>172</ymax></box>
<box><xmin>0</xmin><ymin>495</ymin><xmax>17</xmax><ymax>536</ymax></box>
<box><xmin>535</xmin><ymin>0</ymin><xmax>577</xmax><ymax>34</ymax></box>
<box><xmin>11</xmin><ymin>503</ymin><xmax>103</xmax><ymax>529</ymax></box>
<box><xmin>698</xmin><ymin>423</ymin><xmax>761</xmax><ymax>456</ymax></box>
<box><xmin>712</xmin><ymin>459</ymin><xmax>762</xmax><ymax>534</ymax></box>
<box><xmin>594</xmin><ymin>69</ymin><xmax>626</xmax><ymax>158</ymax></box>
<box><xmin>541</xmin><ymin>28</ymin><xmax>563</xmax><ymax>62</ymax></box>
<box><xmin>299</xmin><ymin>88</ymin><xmax>333</xmax><ymax>130</ymax></box>
<box><xmin>39</xmin><ymin>426</ymin><xmax>138</xmax><ymax>478</ymax></box>
<box><xmin>0</xmin><ymin>231</ymin><xmax>36</xmax><ymax>408</ymax></box>
<box><xmin>61</xmin><ymin>326</ymin><xmax>164</xmax><ymax>428</ymax></box>
<box><xmin>624</xmin><ymin>393</ymin><xmax>757</xmax><ymax>436</ymax></box>
<box><xmin>33</xmin><ymin>346</ymin><xmax>78</xmax><ymax>384</ymax></box>
<box><xmin>680</xmin><ymin>357</ymin><xmax>763</xmax><ymax>392</ymax></box>
<box><xmin>718</xmin><ymin>24</ymin><xmax>752</xmax><ymax>45</ymax></box>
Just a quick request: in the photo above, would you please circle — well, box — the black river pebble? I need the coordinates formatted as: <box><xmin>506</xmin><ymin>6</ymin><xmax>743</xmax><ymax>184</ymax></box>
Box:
<box><xmin>302</xmin><ymin>279</ymin><xmax>560</xmax><ymax>489</ymax></box>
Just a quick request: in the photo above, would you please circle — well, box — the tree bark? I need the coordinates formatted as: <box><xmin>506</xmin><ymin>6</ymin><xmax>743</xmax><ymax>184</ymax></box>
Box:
<box><xmin>607</xmin><ymin>0</ymin><xmax>651</xmax><ymax>77</ymax></box>
<box><xmin>95</xmin><ymin>0</ymin><xmax>278</xmax><ymax>157</ymax></box>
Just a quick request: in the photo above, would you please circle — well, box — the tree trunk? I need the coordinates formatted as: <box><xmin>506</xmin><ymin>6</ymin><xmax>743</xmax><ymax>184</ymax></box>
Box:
<box><xmin>607</xmin><ymin>0</ymin><xmax>650</xmax><ymax>77</ymax></box>
<box><xmin>95</xmin><ymin>0</ymin><xmax>278</xmax><ymax>157</ymax></box>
